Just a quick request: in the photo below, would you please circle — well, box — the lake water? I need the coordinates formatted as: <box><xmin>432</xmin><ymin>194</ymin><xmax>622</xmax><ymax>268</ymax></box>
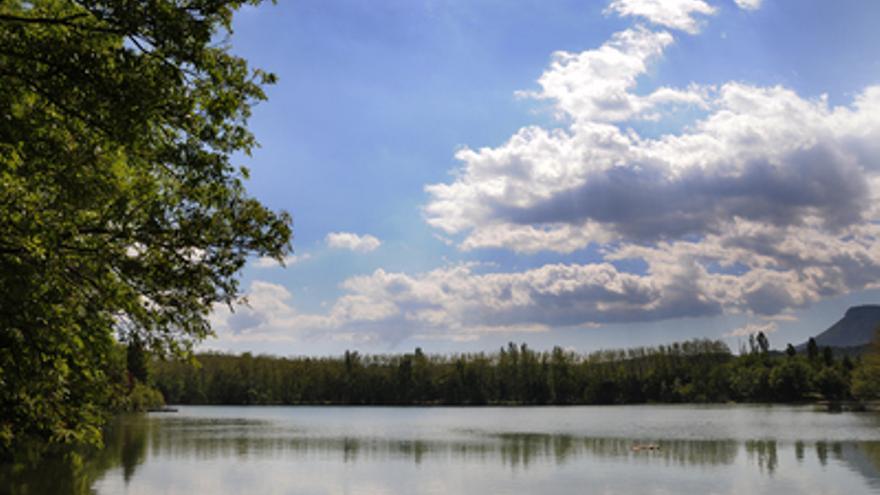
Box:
<box><xmin>5</xmin><ymin>405</ymin><xmax>880</xmax><ymax>494</ymax></box>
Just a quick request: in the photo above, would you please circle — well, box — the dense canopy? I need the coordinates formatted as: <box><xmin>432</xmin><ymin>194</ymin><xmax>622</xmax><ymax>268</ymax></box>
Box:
<box><xmin>152</xmin><ymin>337</ymin><xmax>860</xmax><ymax>406</ymax></box>
<box><xmin>0</xmin><ymin>0</ymin><xmax>290</xmax><ymax>456</ymax></box>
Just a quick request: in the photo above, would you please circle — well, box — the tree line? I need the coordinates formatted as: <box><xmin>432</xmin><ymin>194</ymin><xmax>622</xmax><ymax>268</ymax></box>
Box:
<box><xmin>152</xmin><ymin>333</ymin><xmax>878</xmax><ymax>406</ymax></box>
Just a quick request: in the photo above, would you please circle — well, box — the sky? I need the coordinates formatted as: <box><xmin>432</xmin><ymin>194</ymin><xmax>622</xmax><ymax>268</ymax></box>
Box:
<box><xmin>204</xmin><ymin>0</ymin><xmax>880</xmax><ymax>356</ymax></box>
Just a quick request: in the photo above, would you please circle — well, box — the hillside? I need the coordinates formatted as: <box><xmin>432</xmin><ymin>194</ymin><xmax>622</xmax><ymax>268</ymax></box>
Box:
<box><xmin>802</xmin><ymin>305</ymin><xmax>880</xmax><ymax>350</ymax></box>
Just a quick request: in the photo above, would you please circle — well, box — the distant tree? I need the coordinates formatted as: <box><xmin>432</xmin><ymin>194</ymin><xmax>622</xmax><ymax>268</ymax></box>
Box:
<box><xmin>785</xmin><ymin>344</ymin><xmax>797</xmax><ymax>358</ymax></box>
<box><xmin>822</xmin><ymin>346</ymin><xmax>834</xmax><ymax>367</ymax></box>
<box><xmin>411</xmin><ymin>347</ymin><xmax>432</xmax><ymax>402</ymax></box>
<box><xmin>815</xmin><ymin>367</ymin><xmax>848</xmax><ymax>400</ymax></box>
<box><xmin>842</xmin><ymin>355</ymin><xmax>855</xmax><ymax>373</ymax></box>
<box><xmin>756</xmin><ymin>332</ymin><xmax>770</xmax><ymax>354</ymax></box>
<box><xmin>126</xmin><ymin>337</ymin><xmax>150</xmax><ymax>385</ymax></box>
<box><xmin>145</xmin><ymin>338</ymin><xmax>862</xmax><ymax>408</ymax></box>
<box><xmin>0</xmin><ymin>0</ymin><xmax>291</xmax><ymax>457</ymax></box>
<box><xmin>769</xmin><ymin>359</ymin><xmax>812</xmax><ymax>402</ymax></box>
<box><xmin>852</xmin><ymin>327</ymin><xmax>880</xmax><ymax>400</ymax></box>
<box><xmin>729</xmin><ymin>360</ymin><xmax>770</xmax><ymax>401</ymax></box>
<box><xmin>396</xmin><ymin>354</ymin><xmax>414</xmax><ymax>402</ymax></box>
<box><xmin>807</xmin><ymin>338</ymin><xmax>820</xmax><ymax>362</ymax></box>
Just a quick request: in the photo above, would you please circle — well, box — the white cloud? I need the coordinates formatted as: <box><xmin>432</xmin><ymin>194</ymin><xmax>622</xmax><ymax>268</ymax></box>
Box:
<box><xmin>726</xmin><ymin>321</ymin><xmax>778</xmax><ymax>338</ymax></box>
<box><xmin>605</xmin><ymin>0</ymin><xmax>717</xmax><ymax>34</ymax></box>
<box><xmin>763</xmin><ymin>314</ymin><xmax>798</xmax><ymax>322</ymax></box>
<box><xmin>212</xmin><ymin>3</ymin><xmax>879</xmax><ymax>346</ymax></box>
<box><xmin>213</xmin><ymin>227</ymin><xmax>880</xmax><ymax>343</ymax></box>
<box><xmin>426</xmin><ymin>60</ymin><xmax>880</xmax><ymax>254</ymax></box>
<box><xmin>605</xmin><ymin>218</ymin><xmax>880</xmax><ymax>316</ymax></box>
<box><xmin>253</xmin><ymin>253</ymin><xmax>312</xmax><ymax>268</ymax></box>
<box><xmin>516</xmin><ymin>27</ymin><xmax>707</xmax><ymax>124</ymax></box>
<box><xmin>422</xmin><ymin>20</ymin><xmax>880</xmax><ymax>324</ymax></box>
<box><xmin>733</xmin><ymin>0</ymin><xmax>762</xmax><ymax>11</ymax></box>
<box><xmin>458</xmin><ymin>221</ymin><xmax>614</xmax><ymax>254</ymax></box>
<box><xmin>210</xmin><ymin>281</ymin><xmax>307</xmax><ymax>343</ymax></box>
<box><xmin>211</xmin><ymin>261</ymin><xmax>723</xmax><ymax>344</ymax></box>
<box><xmin>326</xmin><ymin>232</ymin><xmax>382</xmax><ymax>252</ymax></box>
<box><xmin>424</xmin><ymin>27</ymin><xmax>710</xmax><ymax>240</ymax></box>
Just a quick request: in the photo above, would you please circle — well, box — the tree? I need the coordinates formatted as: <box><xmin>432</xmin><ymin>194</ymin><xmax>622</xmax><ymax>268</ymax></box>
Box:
<box><xmin>768</xmin><ymin>359</ymin><xmax>811</xmax><ymax>402</ymax></box>
<box><xmin>785</xmin><ymin>344</ymin><xmax>797</xmax><ymax>358</ymax></box>
<box><xmin>756</xmin><ymin>332</ymin><xmax>770</xmax><ymax>354</ymax></box>
<box><xmin>0</xmin><ymin>0</ymin><xmax>291</xmax><ymax>457</ymax></box>
<box><xmin>807</xmin><ymin>338</ymin><xmax>820</xmax><ymax>362</ymax></box>
<box><xmin>852</xmin><ymin>327</ymin><xmax>880</xmax><ymax>400</ymax></box>
<box><xmin>822</xmin><ymin>346</ymin><xmax>834</xmax><ymax>367</ymax></box>
<box><xmin>815</xmin><ymin>367</ymin><xmax>847</xmax><ymax>400</ymax></box>
<box><xmin>126</xmin><ymin>337</ymin><xmax>150</xmax><ymax>385</ymax></box>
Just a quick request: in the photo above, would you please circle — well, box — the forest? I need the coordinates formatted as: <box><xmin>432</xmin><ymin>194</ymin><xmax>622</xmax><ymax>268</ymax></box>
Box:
<box><xmin>151</xmin><ymin>333</ymin><xmax>880</xmax><ymax>406</ymax></box>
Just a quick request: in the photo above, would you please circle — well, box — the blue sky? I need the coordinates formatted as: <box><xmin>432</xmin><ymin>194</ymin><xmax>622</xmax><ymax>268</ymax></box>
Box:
<box><xmin>205</xmin><ymin>0</ymin><xmax>880</xmax><ymax>356</ymax></box>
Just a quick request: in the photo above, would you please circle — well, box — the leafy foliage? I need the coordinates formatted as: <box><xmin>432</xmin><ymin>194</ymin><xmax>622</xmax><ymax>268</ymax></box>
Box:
<box><xmin>852</xmin><ymin>327</ymin><xmax>880</xmax><ymax>400</ymax></box>
<box><xmin>154</xmin><ymin>338</ymin><xmax>857</xmax><ymax>406</ymax></box>
<box><xmin>0</xmin><ymin>0</ymin><xmax>290</xmax><ymax>458</ymax></box>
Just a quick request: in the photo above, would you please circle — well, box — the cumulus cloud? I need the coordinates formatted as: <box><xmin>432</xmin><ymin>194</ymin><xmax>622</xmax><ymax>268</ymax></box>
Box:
<box><xmin>326</xmin><ymin>232</ymin><xmax>382</xmax><ymax>252</ymax></box>
<box><xmin>422</xmin><ymin>17</ymin><xmax>880</xmax><ymax>324</ymax></box>
<box><xmin>337</xmin><ymin>262</ymin><xmax>723</xmax><ymax>330</ymax></box>
<box><xmin>212</xmin><ymin>2</ymin><xmax>879</xmax><ymax>345</ymax></box>
<box><xmin>427</xmin><ymin>80</ymin><xmax>880</xmax><ymax>252</ymax></box>
<box><xmin>726</xmin><ymin>321</ymin><xmax>778</xmax><ymax>338</ymax></box>
<box><xmin>214</xmin><ymin>261</ymin><xmax>723</xmax><ymax>344</ymax></box>
<box><xmin>216</xmin><ymin>224</ymin><xmax>880</xmax><ymax>343</ymax></box>
<box><xmin>605</xmin><ymin>0</ymin><xmax>716</xmax><ymax>34</ymax></box>
<box><xmin>734</xmin><ymin>0</ymin><xmax>762</xmax><ymax>11</ymax></box>
<box><xmin>517</xmin><ymin>27</ymin><xmax>708</xmax><ymax>124</ymax></box>
<box><xmin>210</xmin><ymin>281</ymin><xmax>311</xmax><ymax>343</ymax></box>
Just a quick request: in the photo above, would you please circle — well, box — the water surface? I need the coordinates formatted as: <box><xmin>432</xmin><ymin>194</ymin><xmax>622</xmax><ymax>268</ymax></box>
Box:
<box><xmin>6</xmin><ymin>405</ymin><xmax>880</xmax><ymax>494</ymax></box>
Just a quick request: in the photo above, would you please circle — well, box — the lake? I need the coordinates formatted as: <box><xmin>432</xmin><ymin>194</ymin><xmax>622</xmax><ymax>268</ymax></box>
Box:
<box><xmin>5</xmin><ymin>405</ymin><xmax>880</xmax><ymax>494</ymax></box>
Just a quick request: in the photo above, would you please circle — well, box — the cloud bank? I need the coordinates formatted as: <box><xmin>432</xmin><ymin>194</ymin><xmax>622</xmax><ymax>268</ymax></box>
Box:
<box><xmin>221</xmin><ymin>0</ymin><xmax>880</xmax><ymax>346</ymax></box>
<box><xmin>419</xmin><ymin>9</ymin><xmax>880</xmax><ymax>333</ymax></box>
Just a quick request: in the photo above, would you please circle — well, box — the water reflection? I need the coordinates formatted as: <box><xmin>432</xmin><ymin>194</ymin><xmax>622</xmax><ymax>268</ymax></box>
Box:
<box><xmin>137</xmin><ymin>416</ymin><xmax>744</xmax><ymax>468</ymax></box>
<box><xmin>841</xmin><ymin>442</ymin><xmax>880</xmax><ymax>490</ymax></box>
<box><xmin>3</xmin><ymin>408</ymin><xmax>880</xmax><ymax>494</ymax></box>
<box><xmin>482</xmin><ymin>433</ymin><xmax>740</xmax><ymax>468</ymax></box>
<box><xmin>745</xmin><ymin>440</ymin><xmax>778</xmax><ymax>474</ymax></box>
<box><xmin>0</xmin><ymin>414</ymin><xmax>149</xmax><ymax>495</ymax></box>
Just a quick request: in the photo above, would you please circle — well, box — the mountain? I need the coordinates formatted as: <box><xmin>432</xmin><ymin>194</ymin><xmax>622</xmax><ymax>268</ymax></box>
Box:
<box><xmin>801</xmin><ymin>305</ymin><xmax>880</xmax><ymax>350</ymax></box>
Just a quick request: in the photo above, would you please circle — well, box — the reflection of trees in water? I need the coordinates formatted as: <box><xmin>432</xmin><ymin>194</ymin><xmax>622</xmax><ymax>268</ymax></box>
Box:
<box><xmin>745</xmin><ymin>439</ymin><xmax>880</xmax><ymax>485</ymax></box>
<box><xmin>745</xmin><ymin>440</ymin><xmax>778</xmax><ymax>474</ymax></box>
<box><xmin>837</xmin><ymin>442</ymin><xmax>880</xmax><ymax>489</ymax></box>
<box><xmin>144</xmin><ymin>422</ymin><xmax>739</xmax><ymax>469</ymax></box>
<box><xmin>141</xmin><ymin>416</ymin><xmax>880</xmax><ymax>487</ymax></box>
<box><xmin>111</xmin><ymin>416</ymin><xmax>150</xmax><ymax>483</ymax></box>
<box><xmin>817</xmin><ymin>441</ymin><xmax>828</xmax><ymax>466</ymax></box>
<box><xmin>7</xmin><ymin>415</ymin><xmax>880</xmax><ymax>494</ymax></box>
<box><xmin>0</xmin><ymin>414</ymin><xmax>149</xmax><ymax>495</ymax></box>
<box><xmin>490</xmin><ymin>434</ymin><xmax>739</xmax><ymax>469</ymax></box>
<box><xmin>812</xmin><ymin>440</ymin><xmax>846</xmax><ymax>467</ymax></box>
<box><xmin>859</xmin><ymin>443</ymin><xmax>880</xmax><ymax>472</ymax></box>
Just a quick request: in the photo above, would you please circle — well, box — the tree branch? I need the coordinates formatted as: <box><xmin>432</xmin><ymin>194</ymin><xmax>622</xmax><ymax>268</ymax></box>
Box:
<box><xmin>0</xmin><ymin>13</ymin><xmax>88</xmax><ymax>25</ymax></box>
